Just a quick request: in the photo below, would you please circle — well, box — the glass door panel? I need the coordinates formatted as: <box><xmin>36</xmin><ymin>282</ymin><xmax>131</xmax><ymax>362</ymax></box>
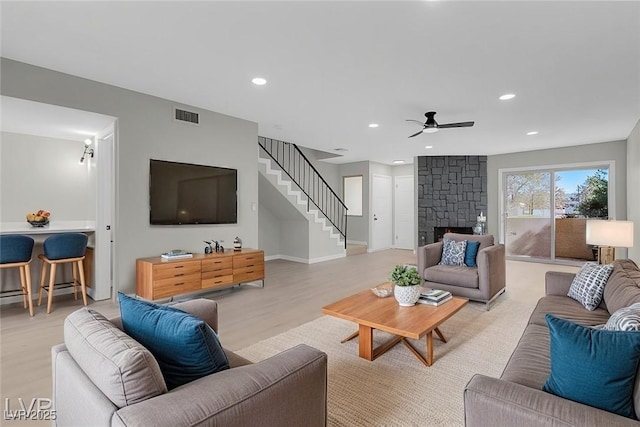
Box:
<box><xmin>504</xmin><ymin>172</ymin><xmax>552</xmax><ymax>259</ymax></box>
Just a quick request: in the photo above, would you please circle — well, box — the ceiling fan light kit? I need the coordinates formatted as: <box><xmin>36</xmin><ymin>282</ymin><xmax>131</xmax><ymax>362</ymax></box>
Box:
<box><xmin>406</xmin><ymin>111</ymin><xmax>474</xmax><ymax>138</ymax></box>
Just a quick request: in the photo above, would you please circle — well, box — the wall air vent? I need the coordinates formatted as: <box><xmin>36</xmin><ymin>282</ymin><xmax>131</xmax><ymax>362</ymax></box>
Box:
<box><xmin>174</xmin><ymin>108</ymin><xmax>199</xmax><ymax>125</ymax></box>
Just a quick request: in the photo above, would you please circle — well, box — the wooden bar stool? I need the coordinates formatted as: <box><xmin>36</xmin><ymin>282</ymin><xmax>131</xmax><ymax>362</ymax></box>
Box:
<box><xmin>38</xmin><ymin>233</ymin><xmax>88</xmax><ymax>314</ymax></box>
<box><xmin>0</xmin><ymin>235</ymin><xmax>35</xmax><ymax>316</ymax></box>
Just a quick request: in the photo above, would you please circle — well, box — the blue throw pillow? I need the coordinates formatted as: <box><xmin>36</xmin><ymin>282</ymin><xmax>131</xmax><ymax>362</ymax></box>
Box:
<box><xmin>118</xmin><ymin>293</ymin><xmax>229</xmax><ymax>390</ymax></box>
<box><xmin>440</xmin><ymin>238</ymin><xmax>467</xmax><ymax>266</ymax></box>
<box><xmin>543</xmin><ymin>314</ymin><xmax>640</xmax><ymax>419</ymax></box>
<box><xmin>464</xmin><ymin>241</ymin><xmax>481</xmax><ymax>267</ymax></box>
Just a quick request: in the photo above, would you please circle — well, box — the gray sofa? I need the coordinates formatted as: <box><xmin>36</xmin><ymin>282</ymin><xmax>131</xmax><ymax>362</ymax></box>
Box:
<box><xmin>52</xmin><ymin>299</ymin><xmax>328</xmax><ymax>427</ymax></box>
<box><xmin>464</xmin><ymin>259</ymin><xmax>640</xmax><ymax>426</ymax></box>
<box><xmin>417</xmin><ymin>233</ymin><xmax>506</xmax><ymax>309</ymax></box>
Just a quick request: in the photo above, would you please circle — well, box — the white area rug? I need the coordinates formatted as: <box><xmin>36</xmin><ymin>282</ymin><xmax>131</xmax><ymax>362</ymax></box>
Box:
<box><xmin>237</xmin><ymin>295</ymin><xmax>536</xmax><ymax>426</ymax></box>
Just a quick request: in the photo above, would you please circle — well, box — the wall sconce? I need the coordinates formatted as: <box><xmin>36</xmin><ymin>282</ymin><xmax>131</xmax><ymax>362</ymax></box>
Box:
<box><xmin>586</xmin><ymin>219</ymin><xmax>634</xmax><ymax>264</ymax></box>
<box><xmin>80</xmin><ymin>138</ymin><xmax>94</xmax><ymax>163</ymax></box>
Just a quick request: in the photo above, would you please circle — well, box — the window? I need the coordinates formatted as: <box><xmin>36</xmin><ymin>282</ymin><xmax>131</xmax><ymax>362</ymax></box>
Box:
<box><xmin>501</xmin><ymin>163</ymin><xmax>613</xmax><ymax>263</ymax></box>
<box><xmin>343</xmin><ymin>175</ymin><xmax>363</xmax><ymax>216</ymax></box>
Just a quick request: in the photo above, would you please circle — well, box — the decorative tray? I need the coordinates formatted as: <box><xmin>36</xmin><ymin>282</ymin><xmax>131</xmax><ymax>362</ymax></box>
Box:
<box><xmin>28</xmin><ymin>219</ymin><xmax>50</xmax><ymax>227</ymax></box>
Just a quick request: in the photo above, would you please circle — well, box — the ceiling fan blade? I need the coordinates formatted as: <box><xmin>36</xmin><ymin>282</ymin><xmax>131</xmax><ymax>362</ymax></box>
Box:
<box><xmin>437</xmin><ymin>121</ymin><xmax>475</xmax><ymax>128</ymax></box>
<box><xmin>405</xmin><ymin>119</ymin><xmax>426</xmax><ymax>126</ymax></box>
<box><xmin>408</xmin><ymin>130</ymin><xmax>424</xmax><ymax>138</ymax></box>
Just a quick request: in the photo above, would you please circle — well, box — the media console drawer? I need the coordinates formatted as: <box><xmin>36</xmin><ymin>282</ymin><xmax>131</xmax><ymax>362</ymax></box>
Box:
<box><xmin>136</xmin><ymin>249</ymin><xmax>265</xmax><ymax>300</ymax></box>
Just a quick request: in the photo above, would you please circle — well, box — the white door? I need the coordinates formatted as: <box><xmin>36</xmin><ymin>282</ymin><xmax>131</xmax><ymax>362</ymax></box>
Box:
<box><xmin>371</xmin><ymin>175</ymin><xmax>393</xmax><ymax>251</ymax></box>
<box><xmin>394</xmin><ymin>175</ymin><xmax>414</xmax><ymax>249</ymax></box>
<box><xmin>93</xmin><ymin>125</ymin><xmax>115</xmax><ymax>300</ymax></box>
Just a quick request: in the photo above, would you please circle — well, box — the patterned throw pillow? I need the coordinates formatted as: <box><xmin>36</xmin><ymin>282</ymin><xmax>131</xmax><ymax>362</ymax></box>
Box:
<box><xmin>440</xmin><ymin>238</ymin><xmax>467</xmax><ymax>266</ymax></box>
<box><xmin>603</xmin><ymin>302</ymin><xmax>640</xmax><ymax>331</ymax></box>
<box><xmin>568</xmin><ymin>262</ymin><xmax>614</xmax><ymax>311</ymax></box>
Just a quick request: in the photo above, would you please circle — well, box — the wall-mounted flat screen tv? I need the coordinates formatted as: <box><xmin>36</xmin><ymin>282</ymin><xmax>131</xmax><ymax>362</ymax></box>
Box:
<box><xmin>149</xmin><ymin>159</ymin><xmax>237</xmax><ymax>225</ymax></box>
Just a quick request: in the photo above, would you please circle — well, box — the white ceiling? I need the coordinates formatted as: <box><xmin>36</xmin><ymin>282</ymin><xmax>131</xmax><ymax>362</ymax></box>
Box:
<box><xmin>1</xmin><ymin>1</ymin><xmax>639</xmax><ymax>164</ymax></box>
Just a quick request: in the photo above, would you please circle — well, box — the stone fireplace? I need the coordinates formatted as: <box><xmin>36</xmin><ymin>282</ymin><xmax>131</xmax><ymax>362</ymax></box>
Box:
<box><xmin>418</xmin><ymin>156</ymin><xmax>487</xmax><ymax>246</ymax></box>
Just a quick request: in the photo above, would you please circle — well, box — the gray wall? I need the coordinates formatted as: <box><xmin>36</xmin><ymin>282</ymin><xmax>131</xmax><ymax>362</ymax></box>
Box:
<box><xmin>487</xmin><ymin>140</ymin><xmax>628</xmax><ymax>240</ymax></box>
<box><xmin>1</xmin><ymin>132</ymin><xmax>96</xmax><ymax>221</ymax></box>
<box><xmin>628</xmin><ymin>120</ymin><xmax>640</xmax><ymax>262</ymax></box>
<box><xmin>1</xmin><ymin>58</ymin><xmax>259</xmax><ymax>294</ymax></box>
<box><xmin>338</xmin><ymin>161</ymin><xmax>370</xmax><ymax>244</ymax></box>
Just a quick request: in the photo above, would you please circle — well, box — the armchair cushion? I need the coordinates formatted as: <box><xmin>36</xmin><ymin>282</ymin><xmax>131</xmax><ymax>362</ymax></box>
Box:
<box><xmin>440</xmin><ymin>238</ymin><xmax>467</xmax><ymax>266</ymax></box>
<box><xmin>464</xmin><ymin>241</ymin><xmax>481</xmax><ymax>267</ymax></box>
<box><xmin>424</xmin><ymin>265</ymin><xmax>479</xmax><ymax>289</ymax></box>
<box><xmin>64</xmin><ymin>308</ymin><xmax>167</xmax><ymax>408</ymax></box>
<box><xmin>118</xmin><ymin>293</ymin><xmax>229</xmax><ymax>390</ymax></box>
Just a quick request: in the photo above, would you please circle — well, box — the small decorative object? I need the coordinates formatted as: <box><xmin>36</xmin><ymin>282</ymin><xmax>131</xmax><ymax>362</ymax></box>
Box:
<box><xmin>26</xmin><ymin>210</ymin><xmax>51</xmax><ymax>227</ymax></box>
<box><xmin>204</xmin><ymin>241</ymin><xmax>213</xmax><ymax>254</ymax></box>
<box><xmin>233</xmin><ymin>236</ymin><xmax>242</xmax><ymax>251</ymax></box>
<box><xmin>371</xmin><ymin>283</ymin><xmax>393</xmax><ymax>298</ymax></box>
<box><xmin>474</xmin><ymin>211</ymin><xmax>487</xmax><ymax>235</ymax></box>
<box><xmin>390</xmin><ymin>264</ymin><xmax>422</xmax><ymax>306</ymax></box>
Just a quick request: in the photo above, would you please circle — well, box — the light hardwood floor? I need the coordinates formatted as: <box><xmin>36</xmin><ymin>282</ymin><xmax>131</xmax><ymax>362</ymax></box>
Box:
<box><xmin>0</xmin><ymin>249</ymin><xmax>579</xmax><ymax>426</ymax></box>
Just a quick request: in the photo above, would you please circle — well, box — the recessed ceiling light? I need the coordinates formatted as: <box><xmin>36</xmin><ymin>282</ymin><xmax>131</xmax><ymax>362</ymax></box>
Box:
<box><xmin>392</xmin><ymin>160</ymin><xmax>405</xmax><ymax>164</ymax></box>
<box><xmin>368</xmin><ymin>123</ymin><xmax>379</xmax><ymax>128</ymax></box>
<box><xmin>499</xmin><ymin>93</ymin><xmax>516</xmax><ymax>100</ymax></box>
<box><xmin>252</xmin><ymin>77</ymin><xmax>267</xmax><ymax>85</ymax></box>
<box><xmin>425</xmin><ymin>145</ymin><xmax>433</xmax><ymax>149</ymax></box>
<box><xmin>84</xmin><ymin>138</ymin><xmax>92</xmax><ymax>146</ymax></box>
<box><xmin>526</xmin><ymin>131</ymin><xmax>539</xmax><ymax>136</ymax></box>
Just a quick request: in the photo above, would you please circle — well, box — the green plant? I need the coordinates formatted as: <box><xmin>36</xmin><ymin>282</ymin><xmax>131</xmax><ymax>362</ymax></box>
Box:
<box><xmin>390</xmin><ymin>265</ymin><xmax>421</xmax><ymax>287</ymax></box>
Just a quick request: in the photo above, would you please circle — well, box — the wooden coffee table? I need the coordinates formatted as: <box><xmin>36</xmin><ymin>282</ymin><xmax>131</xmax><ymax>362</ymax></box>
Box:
<box><xmin>322</xmin><ymin>287</ymin><xmax>468</xmax><ymax>366</ymax></box>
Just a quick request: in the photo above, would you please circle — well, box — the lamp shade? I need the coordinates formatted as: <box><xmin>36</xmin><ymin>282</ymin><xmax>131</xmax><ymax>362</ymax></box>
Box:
<box><xmin>586</xmin><ymin>220</ymin><xmax>634</xmax><ymax>247</ymax></box>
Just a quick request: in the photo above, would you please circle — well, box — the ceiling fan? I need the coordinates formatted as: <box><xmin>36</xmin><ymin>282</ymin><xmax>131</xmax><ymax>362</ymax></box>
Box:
<box><xmin>406</xmin><ymin>111</ymin><xmax>474</xmax><ymax>138</ymax></box>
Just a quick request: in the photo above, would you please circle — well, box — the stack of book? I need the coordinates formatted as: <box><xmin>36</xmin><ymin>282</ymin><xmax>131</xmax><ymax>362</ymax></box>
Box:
<box><xmin>161</xmin><ymin>249</ymin><xmax>193</xmax><ymax>259</ymax></box>
<box><xmin>417</xmin><ymin>289</ymin><xmax>452</xmax><ymax>306</ymax></box>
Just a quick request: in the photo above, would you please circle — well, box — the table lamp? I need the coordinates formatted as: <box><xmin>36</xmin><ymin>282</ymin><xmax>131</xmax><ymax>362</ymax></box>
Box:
<box><xmin>586</xmin><ymin>220</ymin><xmax>634</xmax><ymax>264</ymax></box>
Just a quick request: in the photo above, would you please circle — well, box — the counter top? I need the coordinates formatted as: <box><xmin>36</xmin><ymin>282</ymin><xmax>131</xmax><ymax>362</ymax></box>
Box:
<box><xmin>0</xmin><ymin>221</ymin><xmax>96</xmax><ymax>235</ymax></box>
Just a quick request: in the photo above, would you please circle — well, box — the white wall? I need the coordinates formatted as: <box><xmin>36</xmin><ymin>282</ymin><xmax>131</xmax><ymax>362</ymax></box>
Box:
<box><xmin>258</xmin><ymin>203</ymin><xmax>281</xmax><ymax>258</ymax></box>
<box><xmin>0</xmin><ymin>132</ymin><xmax>95</xmax><ymax>221</ymax></box>
<box><xmin>628</xmin><ymin>119</ymin><xmax>640</xmax><ymax>262</ymax></box>
<box><xmin>1</xmin><ymin>58</ymin><xmax>259</xmax><ymax>295</ymax></box>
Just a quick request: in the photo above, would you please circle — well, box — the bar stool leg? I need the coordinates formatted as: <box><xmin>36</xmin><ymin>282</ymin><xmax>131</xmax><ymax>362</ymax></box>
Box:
<box><xmin>77</xmin><ymin>260</ymin><xmax>88</xmax><ymax>306</ymax></box>
<box><xmin>19</xmin><ymin>267</ymin><xmax>27</xmax><ymax>309</ymax></box>
<box><xmin>72</xmin><ymin>262</ymin><xmax>78</xmax><ymax>300</ymax></box>
<box><xmin>24</xmin><ymin>265</ymin><xmax>34</xmax><ymax>317</ymax></box>
<box><xmin>47</xmin><ymin>263</ymin><xmax>57</xmax><ymax>314</ymax></box>
<box><xmin>38</xmin><ymin>261</ymin><xmax>48</xmax><ymax>306</ymax></box>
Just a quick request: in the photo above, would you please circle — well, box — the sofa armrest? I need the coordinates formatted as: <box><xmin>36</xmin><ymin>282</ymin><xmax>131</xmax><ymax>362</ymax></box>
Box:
<box><xmin>464</xmin><ymin>374</ymin><xmax>639</xmax><ymax>427</ymax></box>
<box><xmin>110</xmin><ymin>298</ymin><xmax>219</xmax><ymax>333</ymax></box>
<box><xmin>477</xmin><ymin>244</ymin><xmax>506</xmax><ymax>298</ymax></box>
<box><xmin>545</xmin><ymin>272</ymin><xmax>576</xmax><ymax>296</ymax></box>
<box><xmin>417</xmin><ymin>242</ymin><xmax>443</xmax><ymax>278</ymax></box>
<box><xmin>112</xmin><ymin>344</ymin><xmax>327</xmax><ymax>427</ymax></box>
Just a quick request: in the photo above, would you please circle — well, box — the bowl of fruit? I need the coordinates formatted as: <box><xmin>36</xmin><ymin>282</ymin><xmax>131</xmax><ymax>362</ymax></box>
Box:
<box><xmin>26</xmin><ymin>210</ymin><xmax>51</xmax><ymax>227</ymax></box>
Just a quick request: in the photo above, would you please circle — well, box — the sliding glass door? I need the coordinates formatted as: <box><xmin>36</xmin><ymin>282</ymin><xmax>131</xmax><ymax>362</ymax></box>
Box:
<box><xmin>502</xmin><ymin>165</ymin><xmax>611</xmax><ymax>263</ymax></box>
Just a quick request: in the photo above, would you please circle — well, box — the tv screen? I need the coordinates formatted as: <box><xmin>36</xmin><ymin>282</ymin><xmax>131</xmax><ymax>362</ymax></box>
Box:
<box><xmin>149</xmin><ymin>159</ymin><xmax>237</xmax><ymax>225</ymax></box>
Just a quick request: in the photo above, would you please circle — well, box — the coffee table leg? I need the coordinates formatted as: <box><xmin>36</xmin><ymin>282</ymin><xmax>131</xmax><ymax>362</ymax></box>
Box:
<box><xmin>426</xmin><ymin>331</ymin><xmax>433</xmax><ymax>366</ymax></box>
<box><xmin>341</xmin><ymin>330</ymin><xmax>360</xmax><ymax>343</ymax></box>
<box><xmin>359</xmin><ymin>324</ymin><xmax>374</xmax><ymax>360</ymax></box>
<box><xmin>434</xmin><ymin>327</ymin><xmax>447</xmax><ymax>343</ymax></box>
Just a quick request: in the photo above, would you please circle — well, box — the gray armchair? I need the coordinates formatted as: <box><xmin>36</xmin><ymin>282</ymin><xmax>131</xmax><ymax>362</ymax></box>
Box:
<box><xmin>52</xmin><ymin>299</ymin><xmax>328</xmax><ymax>426</ymax></box>
<box><xmin>417</xmin><ymin>233</ymin><xmax>506</xmax><ymax>310</ymax></box>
